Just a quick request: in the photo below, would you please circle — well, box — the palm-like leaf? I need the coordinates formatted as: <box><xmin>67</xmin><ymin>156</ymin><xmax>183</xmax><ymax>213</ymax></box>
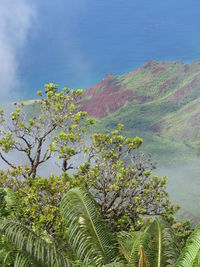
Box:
<box><xmin>118</xmin><ymin>229</ymin><xmax>151</xmax><ymax>267</ymax></box>
<box><xmin>14</xmin><ymin>253</ymin><xmax>31</xmax><ymax>267</ymax></box>
<box><xmin>0</xmin><ymin>220</ymin><xmax>72</xmax><ymax>267</ymax></box>
<box><xmin>174</xmin><ymin>223</ymin><xmax>200</xmax><ymax>267</ymax></box>
<box><xmin>146</xmin><ymin>219</ymin><xmax>180</xmax><ymax>267</ymax></box>
<box><xmin>117</xmin><ymin>219</ymin><xmax>180</xmax><ymax>267</ymax></box>
<box><xmin>60</xmin><ymin>187</ymin><xmax>118</xmax><ymax>266</ymax></box>
<box><xmin>105</xmin><ymin>262</ymin><xmax>128</xmax><ymax>267</ymax></box>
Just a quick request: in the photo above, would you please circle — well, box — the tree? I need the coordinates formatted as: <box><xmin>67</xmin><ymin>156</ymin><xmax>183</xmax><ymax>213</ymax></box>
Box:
<box><xmin>14</xmin><ymin>175</ymin><xmax>68</xmax><ymax>240</ymax></box>
<box><xmin>0</xmin><ymin>85</ymin><xmax>179</xmax><ymax>235</ymax></box>
<box><xmin>0</xmin><ymin>84</ymin><xmax>92</xmax><ymax>180</ymax></box>
<box><xmin>73</xmin><ymin>125</ymin><xmax>179</xmax><ymax>231</ymax></box>
<box><xmin>0</xmin><ymin>84</ymin><xmax>94</xmax><ymax>247</ymax></box>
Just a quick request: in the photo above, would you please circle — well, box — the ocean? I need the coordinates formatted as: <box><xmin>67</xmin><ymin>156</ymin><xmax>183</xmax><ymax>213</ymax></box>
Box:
<box><xmin>18</xmin><ymin>0</ymin><xmax>200</xmax><ymax>97</ymax></box>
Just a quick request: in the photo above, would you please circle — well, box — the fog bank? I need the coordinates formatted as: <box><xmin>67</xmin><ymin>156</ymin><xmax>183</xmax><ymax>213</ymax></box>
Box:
<box><xmin>0</xmin><ymin>0</ymin><xmax>35</xmax><ymax>102</ymax></box>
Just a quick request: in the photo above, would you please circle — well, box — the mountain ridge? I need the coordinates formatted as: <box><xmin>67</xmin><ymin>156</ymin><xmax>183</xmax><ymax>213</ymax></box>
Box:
<box><xmin>80</xmin><ymin>60</ymin><xmax>200</xmax><ymax>151</ymax></box>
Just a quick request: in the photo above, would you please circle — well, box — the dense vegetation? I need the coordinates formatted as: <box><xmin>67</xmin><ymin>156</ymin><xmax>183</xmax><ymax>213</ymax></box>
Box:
<box><xmin>0</xmin><ymin>84</ymin><xmax>199</xmax><ymax>266</ymax></box>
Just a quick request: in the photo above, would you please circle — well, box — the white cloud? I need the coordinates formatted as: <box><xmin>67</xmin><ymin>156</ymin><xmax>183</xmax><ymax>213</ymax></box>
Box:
<box><xmin>0</xmin><ymin>0</ymin><xmax>34</xmax><ymax>100</ymax></box>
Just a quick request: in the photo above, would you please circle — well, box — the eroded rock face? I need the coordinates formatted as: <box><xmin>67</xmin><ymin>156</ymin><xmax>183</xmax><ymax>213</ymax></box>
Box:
<box><xmin>81</xmin><ymin>73</ymin><xmax>134</xmax><ymax>118</ymax></box>
<box><xmin>80</xmin><ymin>69</ymin><xmax>157</xmax><ymax>119</ymax></box>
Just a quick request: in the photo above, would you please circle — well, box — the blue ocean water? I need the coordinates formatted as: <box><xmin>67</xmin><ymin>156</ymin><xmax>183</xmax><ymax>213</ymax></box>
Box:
<box><xmin>19</xmin><ymin>0</ymin><xmax>200</xmax><ymax>97</ymax></box>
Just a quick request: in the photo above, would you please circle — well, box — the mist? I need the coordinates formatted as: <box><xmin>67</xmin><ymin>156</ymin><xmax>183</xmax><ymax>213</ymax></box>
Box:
<box><xmin>156</xmin><ymin>160</ymin><xmax>200</xmax><ymax>224</ymax></box>
<box><xmin>0</xmin><ymin>0</ymin><xmax>35</xmax><ymax>102</ymax></box>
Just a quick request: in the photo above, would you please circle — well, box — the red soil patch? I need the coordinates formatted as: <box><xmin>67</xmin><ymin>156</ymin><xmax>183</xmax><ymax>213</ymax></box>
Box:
<box><xmin>143</xmin><ymin>61</ymin><xmax>169</xmax><ymax>75</ymax></box>
<box><xmin>189</xmin><ymin>112</ymin><xmax>200</xmax><ymax>127</ymax></box>
<box><xmin>81</xmin><ymin>89</ymin><xmax>134</xmax><ymax>118</ymax></box>
<box><xmin>170</xmin><ymin>74</ymin><xmax>200</xmax><ymax>104</ymax></box>
<box><xmin>80</xmin><ymin>73</ymin><xmax>136</xmax><ymax>118</ymax></box>
<box><xmin>158</xmin><ymin>78</ymin><xmax>178</xmax><ymax>94</ymax></box>
<box><xmin>143</xmin><ymin>61</ymin><xmax>155</xmax><ymax>69</ymax></box>
<box><xmin>83</xmin><ymin>73</ymin><xmax>120</xmax><ymax>98</ymax></box>
<box><xmin>158</xmin><ymin>73</ymin><xmax>187</xmax><ymax>95</ymax></box>
<box><xmin>184</xmin><ymin>65</ymin><xmax>190</xmax><ymax>73</ymax></box>
<box><xmin>148</xmin><ymin>123</ymin><xmax>162</xmax><ymax>133</ymax></box>
<box><xmin>81</xmin><ymin>72</ymin><xmax>155</xmax><ymax>118</ymax></box>
<box><xmin>152</xmin><ymin>66</ymin><xmax>166</xmax><ymax>76</ymax></box>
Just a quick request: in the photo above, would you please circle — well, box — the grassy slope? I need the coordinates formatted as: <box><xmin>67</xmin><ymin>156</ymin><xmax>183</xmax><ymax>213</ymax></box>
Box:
<box><xmin>159</xmin><ymin>98</ymin><xmax>200</xmax><ymax>146</ymax></box>
<box><xmin>86</xmin><ymin>60</ymin><xmax>200</xmax><ymax>164</ymax></box>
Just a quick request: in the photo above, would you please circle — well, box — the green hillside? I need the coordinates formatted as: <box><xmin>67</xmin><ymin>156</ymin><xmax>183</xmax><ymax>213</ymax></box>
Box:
<box><xmin>81</xmin><ymin>60</ymin><xmax>200</xmax><ymax>163</ymax></box>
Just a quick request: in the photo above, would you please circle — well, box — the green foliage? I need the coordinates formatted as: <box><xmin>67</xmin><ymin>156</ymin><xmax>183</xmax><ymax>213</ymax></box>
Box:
<box><xmin>60</xmin><ymin>187</ymin><xmax>118</xmax><ymax>266</ymax></box>
<box><xmin>0</xmin><ymin>220</ymin><xmax>72</xmax><ymax>267</ymax></box>
<box><xmin>74</xmin><ymin>126</ymin><xmax>178</xmax><ymax>231</ymax></box>
<box><xmin>0</xmin><ymin>187</ymin><xmax>200</xmax><ymax>267</ymax></box>
<box><xmin>0</xmin><ymin>84</ymin><xmax>92</xmax><ymax>179</ymax></box>
<box><xmin>16</xmin><ymin>175</ymin><xmax>68</xmax><ymax>240</ymax></box>
<box><xmin>0</xmin><ymin>174</ymin><xmax>69</xmax><ymax>243</ymax></box>
<box><xmin>117</xmin><ymin>219</ymin><xmax>180</xmax><ymax>267</ymax></box>
<box><xmin>174</xmin><ymin>223</ymin><xmax>200</xmax><ymax>266</ymax></box>
<box><xmin>0</xmin><ymin>187</ymin><xmax>182</xmax><ymax>267</ymax></box>
<box><xmin>0</xmin><ymin>188</ymin><xmax>8</xmax><ymax>218</ymax></box>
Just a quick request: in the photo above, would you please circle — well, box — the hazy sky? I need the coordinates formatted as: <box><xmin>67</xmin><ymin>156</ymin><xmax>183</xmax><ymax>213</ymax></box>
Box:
<box><xmin>0</xmin><ymin>0</ymin><xmax>35</xmax><ymax>100</ymax></box>
<box><xmin>1</xmin><ymin>0</ymin><xmax>200</xmax><ymax>101</ymax></box>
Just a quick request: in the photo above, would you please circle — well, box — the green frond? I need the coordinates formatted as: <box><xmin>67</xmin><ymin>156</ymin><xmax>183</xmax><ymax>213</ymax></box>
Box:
<box><xmin>129</xmin><ymin>231</ymin><xmax>151</xmax><ymax>267</ymax></box>
<box><xmin>161</xmin><ymin>224</ymin><xmax>180</xmax><ymax>266</ymax></box>
<box><xmin>0</xmin><ymin>229</ymin><xmax>15</xmax><ymax>266</ymax></box>
<box><xmin>117</xmin><ymin>230</ymin><xmax>150</xmax><ymax>266</ymax></box>
<box><xmin>174</xmin><ymin>223</ymin><xmax>200</xmax><ymax>267</ymax></box>
<box><xmin>117</xmin><ymin>219</ymin><xmax>180</xmax><ymax>267</ymax></box>
<box><xmin>60</xmin><ymin>187</ymin><xmax>118</xmax><ymax>266</ymax></box>
<box><xmin>0</xmin><ymin>220</ymin><xmax>72</xmax><ymax>267</ymax></box>
<box><xmin>118</xmin><ymin>231</ymin><xmax>135</xmax><ymax>262</ymax></box>
<box><xmin>14</xmin><ymin>253</ymin><xmax>31</xmax><ymax>267</ymax></box>
<box><xmin>117</xmin><ymin>229</ymin><xmax>152</xmax><ymax>266</ymax></box>
<box><xmin>105</xmin><ymin>261</ymin><xmax>128</xmax><ymax>267</ymax></box>
<box><xmin>144</xmin><ymin>219</ymin><xmax>179</xmax><ymax>267</ymax></box>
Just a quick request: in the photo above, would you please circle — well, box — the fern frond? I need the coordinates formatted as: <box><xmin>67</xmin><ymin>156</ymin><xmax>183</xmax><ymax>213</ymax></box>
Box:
<box><xmin>161</xmin><ymin>224</ymin><xmax>180</xmax><ymax>266</ymax></box>
<box><xmin>117</xmin><ymin>229</ymin><xmax>151</xmax><ymax>267</ymax></box>
<box><xmin>60</xmin><ymin>187</ymin><xmax>118</xmax><ymax>266</ymax></box>
<box><xmin>129</xmin><ymin>231</ymin><xmax>151</xmax><ymax>267</ymax></box>
<box><xmin>117</xmin><ymin>219</ymin><xmax>180</xmax><ymax>267</ymax></box>
<box><xmin>14</xmin><ymin>253</ymin><xmax>31</xmax><ymax>267</ymax></box>
<box><xmin>0</xmin><ymin>220</ymin><xmax>72</xmax><ymax>267</ymax></box>
<box><xmin>118</xmin><ymin>231</ymin><xmax>134</xmax><ymax>262</ymax></box>
<box><xmin>144</xmin><ymin>219</ymin><xmax>179</xmax><ymax>267</ymax></box>
<box><xmin>174</xmin><ymin>223</ymin><xmax>200</xmax><ymax>267</ymax></box>
<box><xmin>105</xmin><ymin>261</ymin><xmax>128</xmax><ymax>266</ymax></box>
